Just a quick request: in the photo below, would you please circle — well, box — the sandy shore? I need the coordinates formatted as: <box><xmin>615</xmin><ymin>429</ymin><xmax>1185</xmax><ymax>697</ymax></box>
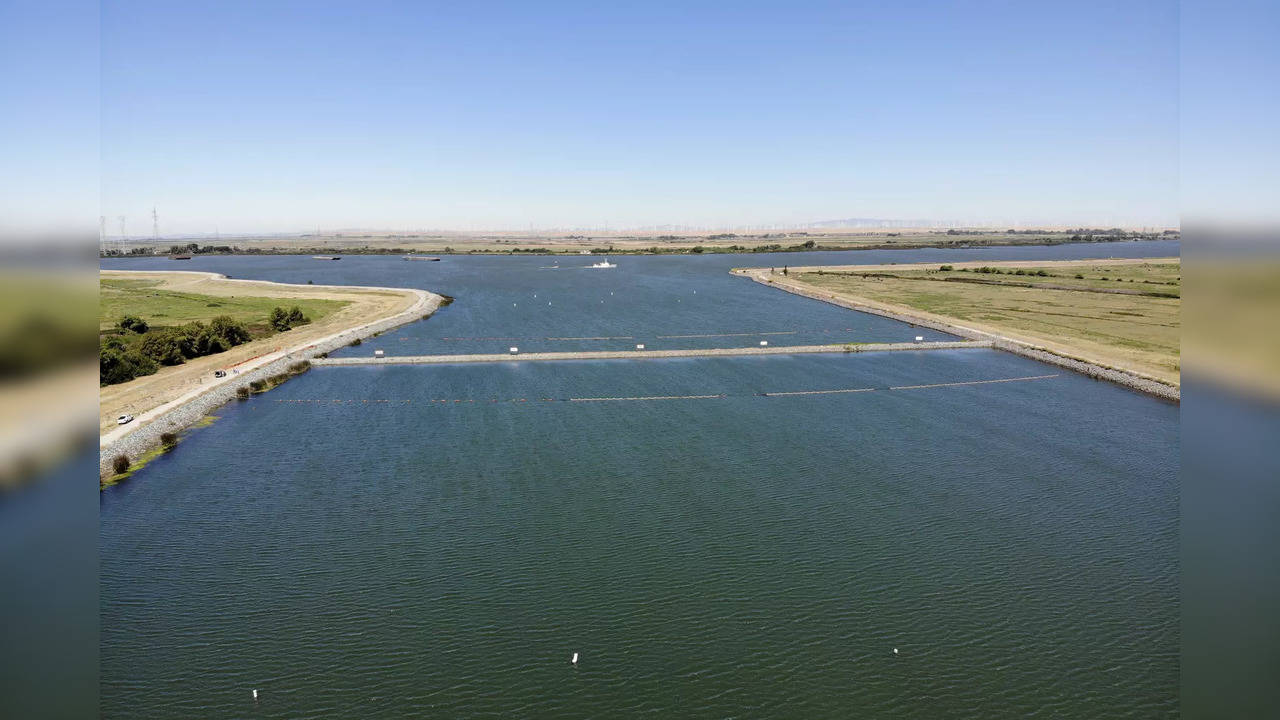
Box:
<box><xmin>732</xmin><ymin>266</ymin><xmax>1180</xmax><ymax>402</ymax></box>
<box><xmin>99</xmin><ymin>271</ymin><xmax>443</xmax><ymax>477</ymax></box>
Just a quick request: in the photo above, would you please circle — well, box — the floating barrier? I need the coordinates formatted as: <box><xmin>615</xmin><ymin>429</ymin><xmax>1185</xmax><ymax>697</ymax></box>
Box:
<box><xmin>273</xmin><ymin>373</ymin><xmax>1059</xmax><ymax>406</ymax></box>
<box><xmin>890</xmin><ymin>374</ymin><xmax>1058</xmax><ymax>391</ymax></box>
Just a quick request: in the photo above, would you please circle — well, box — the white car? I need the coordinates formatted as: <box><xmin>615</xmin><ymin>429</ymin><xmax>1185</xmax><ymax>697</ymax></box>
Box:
<box><xmin>116</xmin><ymin>414</ymin><xmax>134</xmax><ymax>425</ymax></box>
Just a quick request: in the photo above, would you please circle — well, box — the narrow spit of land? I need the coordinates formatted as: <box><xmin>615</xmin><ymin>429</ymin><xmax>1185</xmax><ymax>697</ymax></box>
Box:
<box><xmin>311</xmin><ymin>340</ymin><xmax>989</xmax><ymax>366</ymax></box>
<box><xmin>99</xmin><ymin>271</ymin><xmax>442</xmax><ymax>478</ymax></box>
<box><xmin>733</xmin><ymin>258</ymin><xmax>1180</xmax><ymax>400</ymax></box>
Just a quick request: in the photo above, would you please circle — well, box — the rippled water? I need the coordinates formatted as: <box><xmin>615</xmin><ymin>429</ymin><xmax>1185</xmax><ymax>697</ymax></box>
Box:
<box><xmin>100</xmin><ymin>243</ymin><xmax>1179</xmax><ymax>717</ymax></box>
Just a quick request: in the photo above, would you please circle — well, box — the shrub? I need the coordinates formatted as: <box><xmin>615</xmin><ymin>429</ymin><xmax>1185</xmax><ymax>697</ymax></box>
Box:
<box><xmin>236</xmin><ymin>386</ymin><xmax>250</xmax><ymax>400</ymax></box>
<box><xmin>349</xmin><ymin>337</ymin><xmax>362</xmax><ymax>347</ymax></box>
<box><xmin>160</xmin><ymin>432</ymin><xmax>178</xmax><ymax>448</ymax></box>
<box><xmin>1075</xmin><ymin>274</ymin><xmax>1084</xmax><ymax>279</ymax></box>
<box><xmin>100</xmin><ymin>346</ymin><xmax>159</xmax><ymax>385</ymax></box>
<box><xmin>117</xmin><ymin>315</ymin><xmax>148</xmax><ymax>333</ymax></box>
<box><xmin>139</xmin><ymin>330</ymin><xmax>189</xmax><ymax>365</ymax></box>
<box><xmin>1036</xmin><ymin>270</ymin><xmax>1049</xmax><ymax>277</ymax></box>
<box><xmin>938</xmin><ymin>265</ymin><xmax>953</xmax><ymax>271</ymax></box>
<box><xmin>249</xmin><ymin>379</ymin><xmax>267</xmax><ymax>392</ymax></box>
<box><xmin>270</xmin><ymin>306</ymin><xmax>291</xmax><ymax>331</ymax></box>
<box><xmin>287</xmin><ymin>306</ymin><xmax>310</xmax><ymax>326</ymax></box>
<box><xmin>288</xmin><ymin>360</ymin><xmax>311</xmax><ymax>374</ymax></box>
<box><xmin>111</xmin><ymin>454</ymin><xmax>130</xmax><ymax>475</ymax></box>
<box><xmin>209</xmin><ymin>315</ymin><xmax>251</xmax><ymax>346</ymax></box>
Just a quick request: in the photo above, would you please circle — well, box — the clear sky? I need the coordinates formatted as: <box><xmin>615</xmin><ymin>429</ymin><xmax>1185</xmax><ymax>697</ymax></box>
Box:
<box><xmin>95</xmin><ymin>0</ymin><xmax>1181</xmax><ymax>235</ymax></box>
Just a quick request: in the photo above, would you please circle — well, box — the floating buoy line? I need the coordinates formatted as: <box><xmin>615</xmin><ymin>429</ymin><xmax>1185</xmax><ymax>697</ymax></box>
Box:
<box><xmin>272</xmin><ymin>374</ymin><xmax>1059</xmax><ymax>407</ymax></box>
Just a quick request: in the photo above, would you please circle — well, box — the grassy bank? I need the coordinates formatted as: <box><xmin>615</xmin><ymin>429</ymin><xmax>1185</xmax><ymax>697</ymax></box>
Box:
<box><xmin>779</xmin><ymin>259</ymin><xmax>1180</xmax><ymax>385</ymax></box>
<box><xmin>100</xmin><ymin>277</ymin><xmax>347</xmax><ymax>331</ymax></box>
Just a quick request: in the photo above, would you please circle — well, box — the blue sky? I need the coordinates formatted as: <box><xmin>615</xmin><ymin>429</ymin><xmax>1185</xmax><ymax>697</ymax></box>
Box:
<box><xmin>95</xmin><ymin>0</ymin><xmax>1182</xmax><ymax>234</ymax></box>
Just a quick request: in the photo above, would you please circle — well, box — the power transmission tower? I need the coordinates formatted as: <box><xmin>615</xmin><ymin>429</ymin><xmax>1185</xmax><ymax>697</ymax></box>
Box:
<box><xmin>117</xmin><ymin>216</ymin><xmax>127</xmax><ymax>242</ymax></box>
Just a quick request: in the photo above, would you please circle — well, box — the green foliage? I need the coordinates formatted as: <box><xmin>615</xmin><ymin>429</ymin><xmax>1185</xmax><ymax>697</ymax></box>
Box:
<box><xmin>938</xmin><ymin>265</ymin><xmax>954</xmax><ymax>271</ymax></box>
<box><xmin>270</xmin><ymin>306</ymin><xmax>311</xmax><ymax>331</ymax></box>
<box><xmin>117</xmin><ymin>315</ymin><xmax>148</xmax><ymax>333</ymax></box>
<box><xmin>99</xmin><ymin>346</ymin><xmax>159</xmax><ymax>385</ymax></box>
<box><xmin>236</xmin><ymin>386</ymin><xmax>250</xmax><ymax>400</ymax></box>
<box><xmin>111</xmin><ymin>454</ymin><xmax>130</xmax><ymax>475</ymax></box>
<box><xmin>100</xmin><ymin>315</ymin><xmax>252</xmax><ymax>385</ymax></box>
<box><xmin>160</xmin><ymin>432</ymin><xmax>178</xmax><ymax>448</ymax></box>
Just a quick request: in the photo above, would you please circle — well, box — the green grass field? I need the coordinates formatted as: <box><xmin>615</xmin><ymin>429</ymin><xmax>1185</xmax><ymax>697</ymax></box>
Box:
<box><xmin>793</xmin><ymin>261</ymin><xmax>1180</xmax><ymax>383</ymax></box>
<box><xmin>99</xmin><ymin>278</ymin><xmax>348</xmax><ymax>334</ymax></box>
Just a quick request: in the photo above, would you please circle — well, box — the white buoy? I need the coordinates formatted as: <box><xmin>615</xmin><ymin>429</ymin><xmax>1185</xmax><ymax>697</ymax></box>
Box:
<box><xmin>571</xmin><ymin>652</ymin><xmax>579</xmax><ymax>664</ymax></box>
<box><xmin>893</xmin><ymin>648</ymin><xmax>899</xmax><ymax>655</ymax></box>
<box><xmin>252</xmin><ymin>689</ymin><xmax>259</xmax><ymax>700</ymax></box>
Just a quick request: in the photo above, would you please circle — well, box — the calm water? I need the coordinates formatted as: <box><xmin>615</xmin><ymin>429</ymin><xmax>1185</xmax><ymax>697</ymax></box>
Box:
<box><xmin>100</xmin><ymin>242</ymin><xmax>1179</xmax><ymax>717</ymax></box>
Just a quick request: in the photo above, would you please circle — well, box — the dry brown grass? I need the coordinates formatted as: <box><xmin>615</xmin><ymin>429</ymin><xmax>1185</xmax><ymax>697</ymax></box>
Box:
<box><xmin>774</xmin><ymin>258</ymin><xmax>1181</xmax><ymax>385</ymax></box>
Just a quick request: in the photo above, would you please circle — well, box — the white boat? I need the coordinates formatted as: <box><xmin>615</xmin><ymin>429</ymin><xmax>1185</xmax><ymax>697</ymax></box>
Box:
<box><xmin>588</xmin><ymin>259</ymin><xmax>616</xmax><ymax>269</ymax></box>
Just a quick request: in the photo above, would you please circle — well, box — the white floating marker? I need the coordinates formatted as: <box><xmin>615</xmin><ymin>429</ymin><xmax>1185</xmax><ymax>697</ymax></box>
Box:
<box><xmin>760</xmin><ymin>340</ymin><xmax>768</xmax><ymax>346</ymax></box>
<box><xmin>253</xmin><ymin>689</ymin><xmax>259</xmax><ymax>700</ymax></box>
<box><xmin>914</xmin><ymin>336</ymin><xmax>923</xmax><ymax>343</ymax></box>
<box><xmin>893</xmin><ymin>648</ymin><xmax>899</xmax><ymax>655</ymax></box>
<box><xmin>571</xmin><ymin>652</ymin><xmax>579</xmax><ymax>664</ymax></box>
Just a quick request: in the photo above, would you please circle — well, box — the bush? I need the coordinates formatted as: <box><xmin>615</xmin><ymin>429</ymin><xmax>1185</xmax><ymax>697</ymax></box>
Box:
<box><xmin>236</xmin><ymin>386</ymin><xmax>250</xmax><ymax>400</ymax></box>
<box><xmin>1075</xmin><ymin>274</ymin><xmax>1084</xmax><ymax>279</ymax></box>
<box><xmin>100</xmin><ymin>346</ymin><xmax>159</xmax><ymax>385</ymax></box>
<box><xmin>938</xmin><ymin>265</ymin><xmax>953</xmax><ymax>271</ymax></box>
<box><xmin>117</xmin><ymin>315</ymin><xmax>148</xmax><ymax>333</ymax></box>
<box><xmin>349</xmin><ymin>337</ymin><xmax>362</xmax><ymax>347</ymax></box>
<box><xmin>270</xmin><ymin>306</ymin><xmax>291</xmax><ymax>331</ymax></box>
<box><xmin>160</xmin><ymin>432</ymin><xmax>178</xmax><ymax>448</ymax></box>
<box><xmin>288</xmin><ymin>360</ymin><xmax>311</xmax><ymax>374</ymax></box>
<box><xmin>111</xmin><ymin>454</ymin><xmax>130</xmax><ymax>475</ymax></box>
<box><xmin>270</xmin><ymin>306</ymin><xmax>310</xmax><ymax>331</ymax></box>
<box><xmin>249</xmin><ymin>379</ymin><xmax>267</xmax><ymax>392</ymax></box>
<box><xmin>139</xmin><ymin>330</ymin><xmax>189</xmax><ymax>365</ymax></box>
